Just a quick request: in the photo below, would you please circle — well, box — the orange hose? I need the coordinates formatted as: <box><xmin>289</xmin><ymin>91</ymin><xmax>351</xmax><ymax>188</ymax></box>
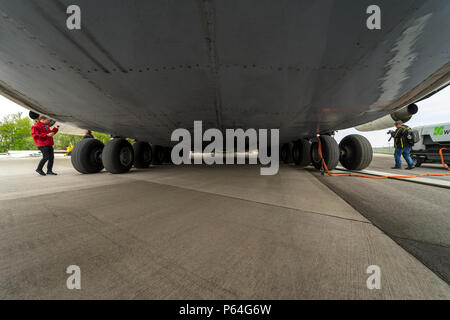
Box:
<box><xmin>440</xmin><ymin>148</ymin><xmax>449</xmax><ymax>170</ymax></box>
<box><xmin>317</xmin><ymin>137</ymin><xmax>450</xmax><ymax>179</ymax></box>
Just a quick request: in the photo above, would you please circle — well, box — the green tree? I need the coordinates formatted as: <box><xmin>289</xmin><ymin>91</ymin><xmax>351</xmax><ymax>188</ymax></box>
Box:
<box><xmin>54</xmin><ymin>131</ymin><xmax>113</xmax><ymax>149</ymax></box>
<box><xmin>91</xmin><ymin>132</ymin><xmax>112</xmax><ymax>145</ymax></box>
<box><xmin>0</xmin><ymin>112</ymin><xmax>131</xmax><ymax>152</ymax></box>
<box><xmin>0</xmin><ymin>113</ymin><xmax>36</xmax><ymax>152</ymax></box>
<box><xmin>53</xmin><ymin>133</ymin><xmax>83</xmax><ymax>150</ymax></box>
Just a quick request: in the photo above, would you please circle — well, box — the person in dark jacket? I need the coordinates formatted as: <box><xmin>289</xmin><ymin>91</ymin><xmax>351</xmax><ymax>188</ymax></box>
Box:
<box><xmin>83</xmin><ymin>130</ymin><xmax>94</xmax><ymax>139</ymax></box>
<box><xmin>31</xmin><ymin>115</ymin><xmax>59</xmax><ymax>176</ymax></box>
<box><xmin>388</xmin><ymin>120</ymin><xmax>415</xmax><ymax>170</ymax></box>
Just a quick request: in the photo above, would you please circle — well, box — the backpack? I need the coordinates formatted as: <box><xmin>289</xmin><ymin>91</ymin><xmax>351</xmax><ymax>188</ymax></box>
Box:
<box><xmin>405</xmin><ymin>128</ymin><xmax>418</xmax><ymax>146</ymax></box>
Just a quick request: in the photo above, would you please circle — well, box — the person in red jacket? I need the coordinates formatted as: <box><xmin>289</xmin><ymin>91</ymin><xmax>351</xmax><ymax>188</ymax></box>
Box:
<box><xmin>31</xmin><ymin>115</ymin><xmax>59</xmax><ymax>176</ymax></box>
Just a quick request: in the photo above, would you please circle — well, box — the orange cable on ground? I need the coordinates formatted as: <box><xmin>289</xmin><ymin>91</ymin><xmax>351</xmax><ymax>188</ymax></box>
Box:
<box><xmin>317</xmin><ymin>137</ymin><xmax>450</xmax><ymax>179</ymax></box>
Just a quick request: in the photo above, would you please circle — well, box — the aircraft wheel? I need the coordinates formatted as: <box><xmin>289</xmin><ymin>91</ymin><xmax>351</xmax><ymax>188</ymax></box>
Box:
<box><xmin>292</xmin><ymin>139</ymin><xmax>311</xmax><ymax>166</ymax></box>
<box><xmin>152</xmin><ymin>145</ymin><xmax>165</xmax><ymax>165</ymax></box>
<box><xmin>338</xmin><ymin>134</ymin><xmax>373</xmax><ymax>170</ymax></box>
<box><xmin>71</xmin><ymin>138</ymin><xmax>104</xmax><ymax>174</ymax></box>
<box><xmin>163</xmin><ymin>147</ymin><xmax>173</xmax><ymax>164</ymax></box>
<box><xmin>311</xmin><ymin>135</ymin><xmax>340</xmax><ymax>170</ymax></box>
<box><xmin>133</xmin><ymin>141</ymin><xmax>152</xmax><ymax>169</ymax></box>
<box><xmin>280</xmin><ymin>143</ymin><xmax>293</xmax><ymax>164</ymax></box>
<box><xmin>102</xmin><ymin>138</ymin><xmax>134</xmax><ymax>174</ymax></box>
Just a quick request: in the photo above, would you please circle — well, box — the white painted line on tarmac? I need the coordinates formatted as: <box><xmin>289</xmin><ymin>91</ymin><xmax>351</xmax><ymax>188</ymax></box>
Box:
<box><xmin>335</xmin><ymin>167</ymin><xmax>450</xmax><ymax>189</ymax></box>
<box><xmin>373</xmin><ymin>153</ymin><xmax>393</xmax><ymax>158</ymax></box>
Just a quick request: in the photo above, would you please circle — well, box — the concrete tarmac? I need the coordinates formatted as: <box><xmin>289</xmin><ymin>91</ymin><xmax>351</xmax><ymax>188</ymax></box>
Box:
<box><xmin>0</xmin><ymin>157</ymin><xmax>449</xmax><ymax>299</ymax></box>
<box><xmin>360</xmin><ymin>153</ymin><xmax>450</xmax><ymax>182</ymax></box>
<box><xmin>318</xmin><ymin>154</ymin><xmax>450</xmax><ymax>284</ymax></box>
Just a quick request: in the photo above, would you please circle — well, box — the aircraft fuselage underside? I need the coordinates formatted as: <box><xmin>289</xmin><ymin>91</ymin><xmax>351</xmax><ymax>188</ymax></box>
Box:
<box><xmin>0</xmin><ymin>0</ymin><xmax>449</xmax><ymax>145</ymax></box>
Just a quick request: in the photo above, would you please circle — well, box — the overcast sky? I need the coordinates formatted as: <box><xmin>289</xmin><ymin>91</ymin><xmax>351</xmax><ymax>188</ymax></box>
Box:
<box><xmin>335</xmin><ymin>86</ymin><xmax>450</xmax><ymax>146</ymax></box>
<box><xmin>1</xmin><ymin>86</ymin><xmax>449</xmax><ymax>147</ymax></box>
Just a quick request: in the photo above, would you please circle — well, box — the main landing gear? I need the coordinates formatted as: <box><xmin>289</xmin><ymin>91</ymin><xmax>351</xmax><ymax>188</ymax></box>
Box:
<box><xmin>71</xmin><ymin>138</ymin><xmax>173</xmax><ymax>174</ymax></box>
<box><xmin>72</xmin><ymin>134</ymin><xmax>373</xmax><ymax>174</ymax></box>
<box><xmin>280</xmin><ymin>134</ymin><xmax>373</xmax><ymax>171</ymax></box>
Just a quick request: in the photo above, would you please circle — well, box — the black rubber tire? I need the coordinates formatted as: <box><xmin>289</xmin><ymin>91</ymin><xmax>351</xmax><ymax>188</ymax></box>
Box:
<box><xmin>310</xmin><ymin>135</ymin><xmax>340</xmax><ymax>170</ymax></box>
<box><xmin>133</xmin><ymin>141</ymin><xmax>152</xmax><ymax>169</ymax></box>
<box><xmin>412</xmin><ymin>156</ymin><xmax>422</xmax><ymax>168</ymax></box>
<box><xmin>292</xmin><ymin>139</ymin><xmax>311</xmax><ymax>167</ymax></box>
<box><xmin>102</xmin><ymin>138</ymin><xmax>134</xmax><ymax>174</ymax></box>
<box><xmin>280</xmin><ymin>143</ymin><xmax>293</xmax><ymax>164</ymax></box>
<box><xmin>71</xmin><ymin>139</ymin><xmax>105</xmax><ymax>174</ymax></box>
<box><xmin>339</xmin><ymin>134</ymin><xmax>373</xmax><ymax>170</ymax></box>
<box><xmin>152</xmin><ymin>145</ymin><xmax>165</xmax><ymax>165</ymax></box>
<box><xmin>163</xmin><ymin>147</ymin><xmax>173</xmax><ymax>164</ymax></box>
<box><xmin>71</xmin><ymin>138</ymin><xmax>104</xmax><ymax>174</ymax></box>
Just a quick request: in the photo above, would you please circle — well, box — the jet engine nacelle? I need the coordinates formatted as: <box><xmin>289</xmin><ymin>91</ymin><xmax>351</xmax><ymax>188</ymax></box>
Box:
<box><xmin>28</xmin><ymin>110</ymin><xmax>86</xmax><ymax>136</ymax></box>
<box><xmin>356</xmin><ymin>104</ymin><xmax>418</xmax><ymax>132</ymax></box>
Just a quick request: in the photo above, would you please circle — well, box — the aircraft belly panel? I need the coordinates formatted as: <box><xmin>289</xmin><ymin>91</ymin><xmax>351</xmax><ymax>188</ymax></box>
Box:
<box><xmin>0</xmin><ymin>0</ymin><xmax>449</xmax><ymax>145</ymax></box>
